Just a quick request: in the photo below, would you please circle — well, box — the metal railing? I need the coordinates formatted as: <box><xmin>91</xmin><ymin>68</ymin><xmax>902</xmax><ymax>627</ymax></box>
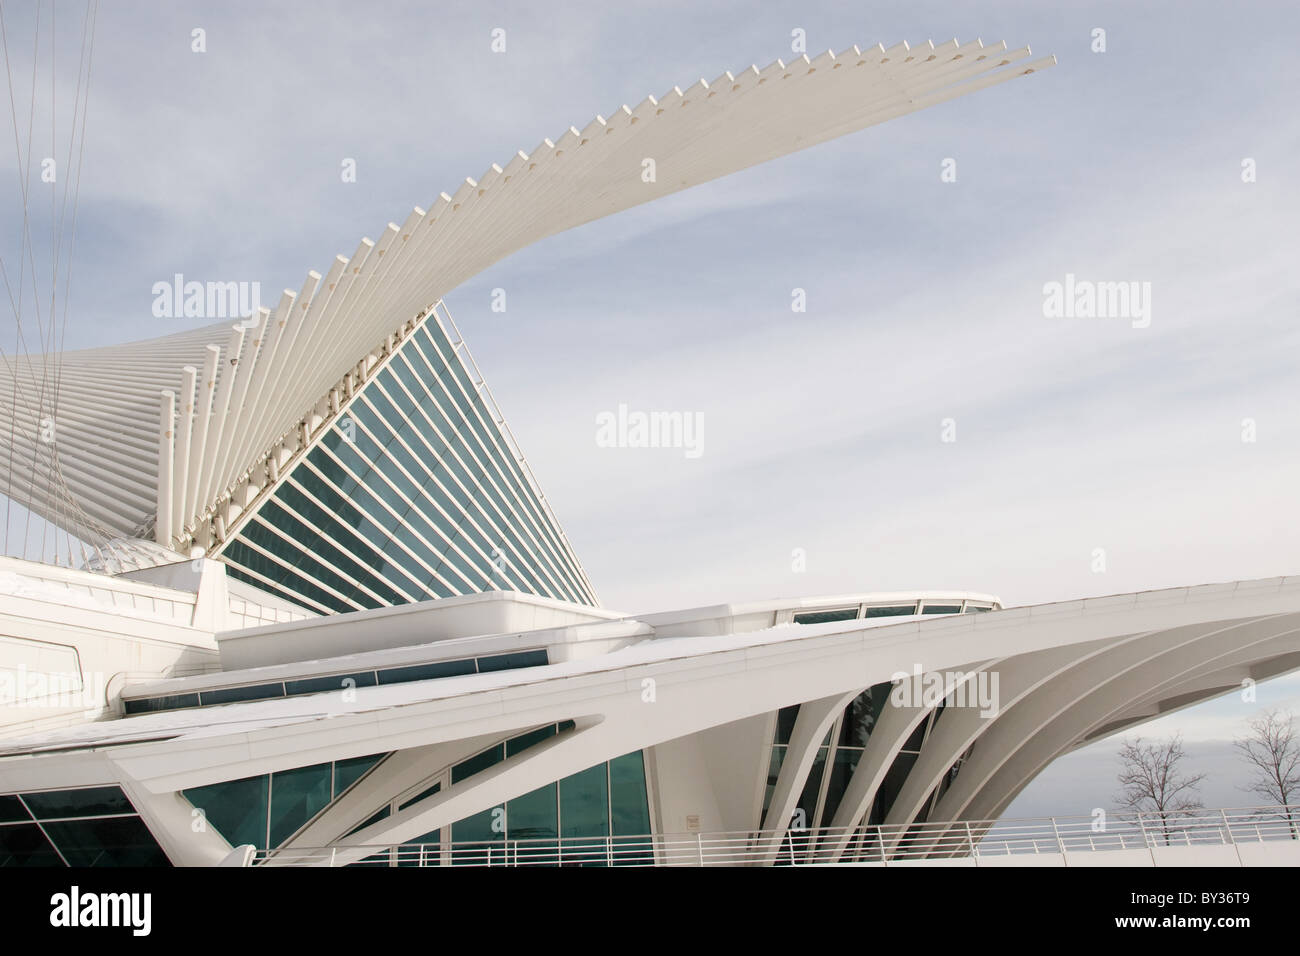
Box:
<box><xmin>252</xmin><ymin>803</ymin><xmax>1300</xmax><ymax>867</ymax></box>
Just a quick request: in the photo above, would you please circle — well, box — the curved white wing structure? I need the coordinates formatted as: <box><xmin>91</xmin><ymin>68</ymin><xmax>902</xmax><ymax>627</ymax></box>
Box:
<box><xmin>0</xmin><ymin>39</ymin><xmax>1053</xmax><ymax>554</ymax></box>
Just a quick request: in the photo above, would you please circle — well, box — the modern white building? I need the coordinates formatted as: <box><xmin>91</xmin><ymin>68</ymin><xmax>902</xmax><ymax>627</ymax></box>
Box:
<box><xmin>1</xmin><ymin>37</ymin><xmax>1298</xmax><ymax>867</ymax></box>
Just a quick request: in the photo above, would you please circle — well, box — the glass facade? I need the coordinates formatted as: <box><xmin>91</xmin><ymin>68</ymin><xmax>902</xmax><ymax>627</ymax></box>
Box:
<box><xmin>762</xmin><ymin>679</ymin><xmax>955</xmax><ymax>862</ymax></box>
<box><xmin>179</xmin><ymin>720</ymin><xmax>651</xmax><ymax>867</ymax></box>
<box><xmin>446</xmin><ymin>750</ymin><xmax>650</xmax><ymax>866</ymax></box>
<box><xmin>183</xmin><ymin>753</ymin><xmax>386</xmax><ymax>851</ymax></box>
<box><xmin>0</xmin><ymin>786</ymin><xmax>170</xmax><ymax>866</ymax></box>
<box><xmin>766</xmin><ymin>603</ymin><xmax>989</xmax><ymax>854</ymax></box>
<box><xmin>221</xmin><ymin>313</ymin><xmax>596</xmax><ymax>613</ymax></box>
<box><xmin>339</xmin><ymin>726</ymin><xmax>650</xmax><ymax>867</ymax></box>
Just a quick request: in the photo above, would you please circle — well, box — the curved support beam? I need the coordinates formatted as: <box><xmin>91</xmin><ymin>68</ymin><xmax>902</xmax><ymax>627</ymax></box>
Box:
<box><xmin>753</xmin><ymin>691</ymin><xmax>858</xmax><ymax>865</ymax></box>
<box><xmin>975</xmin><ymin>632</ymin><xmax>1300</xmax><ymax>824</ymax></box>
<box><xmin>880</xmin><ymin>640</ymin><xmax>1114</xmax><ymax>836</ymax></box>
<box><xmin>817</xmin><ymin>664</ymin><xmax>991</xmax><ymax>862</ymax></box>
<box><xmin>925</xmin><ymin>619</ymin><xmax>1264</xmax><ymax>829</ymax></box>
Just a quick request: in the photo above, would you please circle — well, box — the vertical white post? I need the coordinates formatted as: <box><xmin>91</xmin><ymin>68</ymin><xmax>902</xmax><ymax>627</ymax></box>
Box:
<box><xmin>194</xmin><ymin>324</ymin><xmax>246</xmax><ymax>518</ymax></box>
<box><xmin>156</xmin><ymin>389</ymin><xmax>176</xmax><ymax>546</ymax></box>
<box><xmin>186</xmin><ymin>345</ymin><xmax>222</xmax><ymax>523</ymax></box>
<box><xmin>172</xmin><ymin>366</ymin><xmax>198</xmax><ymax>538</ymax></box>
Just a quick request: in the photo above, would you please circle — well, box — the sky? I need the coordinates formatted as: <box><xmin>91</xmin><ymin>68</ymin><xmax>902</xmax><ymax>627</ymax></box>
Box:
<box><xmin>1</xmin><ymin>0</ymin><xmax>1298</xmax><ymax>817</ymax></box>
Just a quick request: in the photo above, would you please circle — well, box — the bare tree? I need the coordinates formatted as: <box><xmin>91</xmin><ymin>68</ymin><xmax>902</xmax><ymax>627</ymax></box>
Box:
<box><xmin>1114</xmin><ymin>734</ymin><xmax>1206</xmax><ymax>844</ymax></box>
<box><xmin>1233</xmin><ymin>709</ymin><xmax>1300</xmax><ymax>838</ymax></box>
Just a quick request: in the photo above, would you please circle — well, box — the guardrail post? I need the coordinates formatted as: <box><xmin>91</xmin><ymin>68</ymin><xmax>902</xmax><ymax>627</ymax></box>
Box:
<box><xmin>696</xmin><ymin>833</ymin><xmax>704</xmax><ymax>866</ymax></box>
<box><xmin>1051</xmin><ymin>816</ymin><xmax>1066</xmax><ymax>857</ymax></box>
<box><xmin>964</xmin><ymin>821</ymin><xmax>976</xmax><ymax>858</ymax></box>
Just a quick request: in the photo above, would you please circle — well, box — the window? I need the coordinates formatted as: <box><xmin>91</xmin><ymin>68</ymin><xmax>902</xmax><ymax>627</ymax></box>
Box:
<box><xmin>125</xmin><ymin>649</ymin><xmax>549</xmax><ymax>716</ymax></box>
<box><xmin>0</xmin><ymin>786</ymin><xmax>169</xmax><ymax>867</ymax></box>
<box><xmin>792</xmin><ymin>608</ymin><xmax>859</xmax><ymax>625</ymax></box>
<box><xmin>183</xmin><ymin>754</ymin><xmax>387</xmax><ymax>850</ymax></box>
<box><xmin>921</xmin><ymin>604</ymin><xmax>962</xmax><ymax>615</ymax></box>
<box><xmin>446</xmin><ymin>750</ymin><xmax>652</xmax><ymax>867</ymax></box>
<box><xmin>864</xmin><ymin>604</ymin><xmax>917</xmax><ymax>618</ymax></box>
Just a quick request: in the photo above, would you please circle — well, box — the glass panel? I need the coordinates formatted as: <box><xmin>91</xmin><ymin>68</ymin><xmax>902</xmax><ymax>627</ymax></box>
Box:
<box><xmin>124</xmin><ymin>693</ymin><xmax>200</xmax><ymax>714</ymax></box>
<box><xmin>819</xmin><ymin>748</ymin><xmax>861</xmax><ymax>827</ymax></box>
<box><xmin>377</xmin><ymin>659</ymin><xmax>476</xmax><ymax>685</ymax></box>
<box><xmin>761</xmin><ymin>745</ymin><xmax>786</xmax><ymax>825</ymax></box>
<box><xmin>333</xmin><ymin>754</ymin><xmax>384</xmax><ymax>798</ymax></box>
<box><xmin>398</xmin><ymin>828</ymin><xmax>441</xmax><ymax>867</ymax></box>
<box><xmin>559</xmin><ymin>763</ymin><xmax>610</xmax><ymax>838</ymax></box>
<box><xmin>921</xmin><ymin>604</ymin><xmax>962</xmax><ymax>615</ymax></box>
<box><xmin>0</xmin><ymin>822</ymin><xmax>63</xmax><ymax>866</ymax></box>
<box><xmin>609</xmin><ymin>752</ymin><xmax>650</xmax><ymax>836</ymax></box>
<box><xmin>450</xmin><ymin>806</ymin><xmax>503</xmax><ymax>865</ymax></box>
<box><xmin>902</xmin><ymin>718</ymin><xmax>929</xmax><ymax>753</ymax></box>
<box><xmin>502</xmin><ymin>784</ymin><xmax>556</xmax><ymax>865</ymax></box>
<box><xmin>285</xmin><ymin>671</ymin><xmax>378</xmax><ymax>696</ymax></box>
<box><xmin>183</xmin><ymin>776</ymin><xmax>269</xmax><ymax>850</ymax></box>
<box><xmin>506</xmin><ymin>724</ymin><xmax>556</xmax><ymax>757</ymax></box>
<box><xmin>270</xmin><ymin>763</ymin><xmax>332</xmax><ymax>847</ymax></box>
<box><xmin>477</xmin><ymin>650</ymin><xmax>548</xmax><ymax>672</ymax></box>
<box><xmin>774</xmin><ymin>705</ymin><xmax>799</xmax><ymax>745</ymax></box>
<box><xmin>397</xmin><ymin>781</ymin><xmax>441</xmax><ymax>812</ymax></box>
<box><xmin>199</xmin><ymin>682</ymin><xmax>285</xmax><ymax>706</ymax></box>
<box><xmin>0</xmin><ymin>794</ymin><xmax>31</xmax><ymax>823</ymax></box>
<box><xmin>559</xmin><ymin>764</ymin><xmax>609</xmax><ymax>866</ymax></box>
<box><xmin>452</xmin><ymin>743</ymin><xmax>504</xmax><ymax>784</ymax></box>
<box><xmin>864</xmin><ymin>605</ymin><xmax>917</xmax><ymax>618</ymax></box>
<box><xmin>42</xmin><ymin>816</ymin><xmax>170</xmax><ymax>866</ymax></box>
<box><xmin>506</xmin><ymin>782</ymin><xmax>557</xmax><ymax>862</ymax></box>
<box><xmin>22</xmin><ymin>786</ymin><xmax>132</xmax><ymax>819</ymax></box>
<box><xmin>347</xmin><ymin>805</ymin><xmax>390</xmax><ymax>837</ymax></box>
<box><xmin>792</xmin><ymin>608</ymin><xmax>859</xmax><ymax>625</ymax></box>
<box><xmin>792</xmin><ymin>747</ymin><xmax>828</xmax><ymax>830</ymax></box>
<box><xmin>839</xmin><ymin>687</ymin><xmax>878</xmax><ymax>748</ymax></box>
<box><xmin>870</xmin><ymin>751</ymin><xmax>919</xmax><ymax>825</ymax></box>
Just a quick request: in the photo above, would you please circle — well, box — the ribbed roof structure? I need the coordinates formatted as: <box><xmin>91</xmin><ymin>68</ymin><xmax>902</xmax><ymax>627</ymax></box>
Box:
<box><xmin>0</xmin><ymin>38</ymin><xmax>1054</xmax><ymax>552</ymax></box>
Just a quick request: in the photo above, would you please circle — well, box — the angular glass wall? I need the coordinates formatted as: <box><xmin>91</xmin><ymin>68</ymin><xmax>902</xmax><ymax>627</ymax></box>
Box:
<box><xmin>446</xmin><ymin>750</ymin><xmax>651</xmax><ymax>867</ymax></box>
<box><xmin>761</xmin><ymin>680</ymin><xmax>959</xmax><ymax>864</ymax></box>
<box><xmin>221</xmin><ymin>309</ymin><xmax>597</xmax><ymax>613</ymax></box>
<box><xmin>0</xmin><ymin>786</ymin><xmax>170</xmax><ymax>866</ymax></box>
<box><xmin>183</xmin><ymin>753</ymin><xmax>386</xmax><ymax>851</ymax></box>
<box><xmin>761</xmin><ymin>687</ymin><xmax>891</xmax><ymax>834</ymax></box>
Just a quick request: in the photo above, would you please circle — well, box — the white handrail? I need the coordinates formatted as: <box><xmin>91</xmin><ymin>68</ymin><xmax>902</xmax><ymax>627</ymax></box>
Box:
<box><xmin>251</xmin><ymin>803</ymin><xmax>1300</xmax><ymax>867</ymax></box>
